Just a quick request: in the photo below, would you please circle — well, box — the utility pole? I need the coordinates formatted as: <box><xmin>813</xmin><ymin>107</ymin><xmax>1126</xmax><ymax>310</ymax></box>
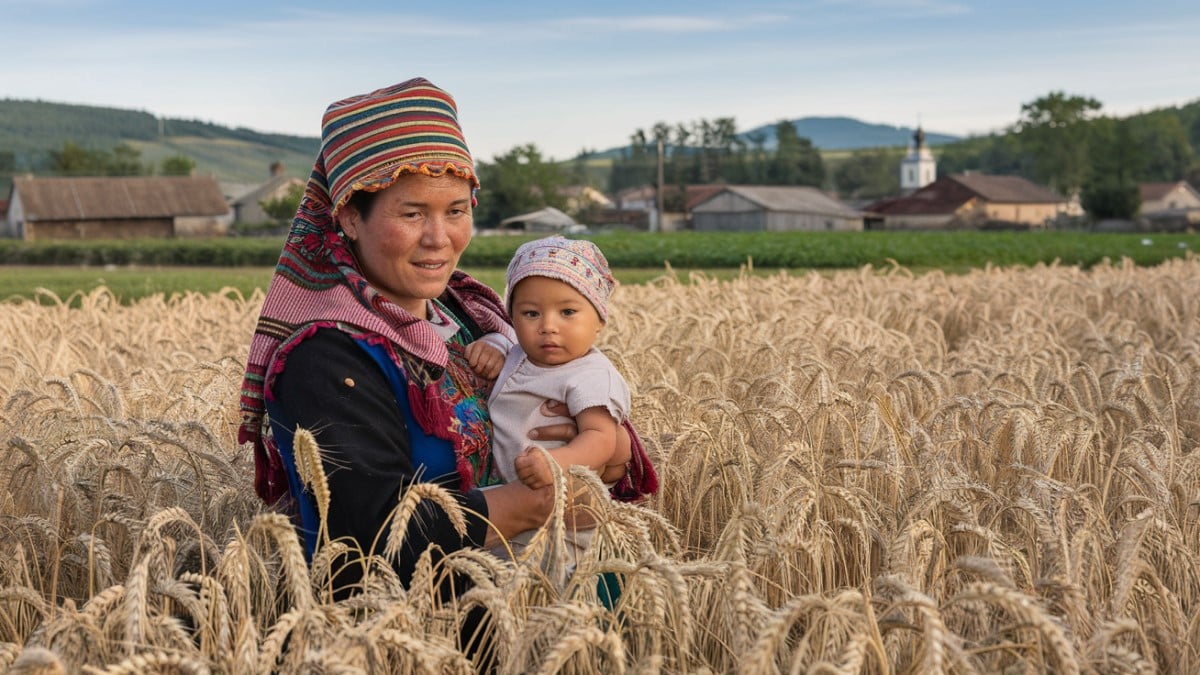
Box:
<box><xmin>654</xmin><ymin>138</ymin><xmax>664</xmax><ymax>233</ymax></box>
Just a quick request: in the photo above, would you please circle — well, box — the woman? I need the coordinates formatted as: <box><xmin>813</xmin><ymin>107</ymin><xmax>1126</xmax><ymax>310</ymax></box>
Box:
<box><xmin>237</xmin><ymin>78</ymin><xmax>655</xmax><ymax>590</ymax></box>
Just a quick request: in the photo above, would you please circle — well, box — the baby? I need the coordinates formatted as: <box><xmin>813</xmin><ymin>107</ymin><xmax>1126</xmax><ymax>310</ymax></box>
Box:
<box><xmin>466</xmin><ymin>235</ymin><xmax>631</xmax><ymax>558</ymax></box>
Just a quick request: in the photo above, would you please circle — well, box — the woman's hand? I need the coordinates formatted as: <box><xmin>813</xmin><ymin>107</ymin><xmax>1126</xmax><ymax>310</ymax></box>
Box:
<box><xmin>528</xmin><ymin>399</ymin><xmax>577</xmax><ymax>442</ymax></box>
<box><xmin>479</xmin><ymin>480</ymin><xmax>555</xmax><ymax>548</ymax></box>
<box><xmin>529</xmin><ymin>400</ymin><xmax>631</xmax><ymax>484</ymax></box>
<box><xmin>515</xmin><ymin>446</ymin><xmax>555</xmax><ymax>489</ymax></box>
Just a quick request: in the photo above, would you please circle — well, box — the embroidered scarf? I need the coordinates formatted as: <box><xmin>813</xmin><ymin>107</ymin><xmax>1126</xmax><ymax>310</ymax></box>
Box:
<box><xmin>238</xmin><ymin>79</ymin><xmax>510</xmax><ymax>504</ymax></box>
<box><xmin>238</xmin><ymin>161</ymin><xmax>509</xmax><ymax>503</ymax></box>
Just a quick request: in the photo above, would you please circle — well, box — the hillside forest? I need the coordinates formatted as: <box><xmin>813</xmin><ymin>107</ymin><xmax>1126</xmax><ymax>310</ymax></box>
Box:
<box><xmin>2</xmin><ymin>92</ymin><xmax>1198</xmax><ymax>227</ymax></box>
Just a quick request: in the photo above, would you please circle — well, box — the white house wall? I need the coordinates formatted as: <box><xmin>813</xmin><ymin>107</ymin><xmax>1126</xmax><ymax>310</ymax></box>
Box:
<box><xmin>3</xmin><ymin>191</ymin><xmax>25</xmax><ymax>239</ymax></box>
<box><xmin>766</xmin><ymin>212</ymin><xmax>861</xmax><ymax>231</ymax></box>
<box><xmin>694</xmin><ymin>212</ymin><xmax>765</xmax><ymax>231</ymax></box>
<box><xmin>1143</xmin><ymin>185</ymin><xmax>1200</xmax><ymax>214</ymax></box>
<box><xmin>174</xmin><ymin>215</ymin><xmax>229</xmax><ymax>237</ymax></box>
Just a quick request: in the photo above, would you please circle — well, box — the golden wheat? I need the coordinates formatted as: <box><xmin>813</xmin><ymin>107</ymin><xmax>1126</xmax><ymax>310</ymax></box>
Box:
<box><xmin>2</xmin><ymin>259</ymin><xmax>1199</xmax><ymax>671</ymax></box>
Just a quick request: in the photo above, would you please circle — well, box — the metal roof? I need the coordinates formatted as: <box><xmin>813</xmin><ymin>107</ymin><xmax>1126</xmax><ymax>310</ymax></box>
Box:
<box><xmin>12</xmin><ymin>175</ymin><xmax>230</xmax><ymax>220</ymax></box>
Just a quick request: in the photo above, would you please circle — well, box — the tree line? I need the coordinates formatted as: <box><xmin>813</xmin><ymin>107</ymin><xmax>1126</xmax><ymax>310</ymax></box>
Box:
<box><xmin>44</xmin><ymin>141</ymin><xmax>196</xmax><ymax>177</ymax></box>
<box><xmin>475</xmin><ymin>91</ymin><xmax>1199</xmax><ymax>227</ymax></box>
<box><xmin>7</xmin><ymin>91</ymin><xmax>1197</xmax><ymax>228</ymax></box>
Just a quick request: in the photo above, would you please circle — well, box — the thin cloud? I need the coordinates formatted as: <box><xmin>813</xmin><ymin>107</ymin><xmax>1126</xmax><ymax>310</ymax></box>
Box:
<box><xmin>548</xmin><ymin>13</ymin><xmax>790</xmax><ymax>33</ymax></box>
<box><xmin>813</xmin><ymin>0</ymin><xmax>971</xmax><ymax>16</ymax></box>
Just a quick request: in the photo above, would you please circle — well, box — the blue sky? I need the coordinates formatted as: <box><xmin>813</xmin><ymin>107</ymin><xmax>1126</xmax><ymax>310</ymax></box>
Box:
<box><xmin>4</xmin><ymin>0</ymin><xmax>1198</xmax><ymax>161</ymax></box>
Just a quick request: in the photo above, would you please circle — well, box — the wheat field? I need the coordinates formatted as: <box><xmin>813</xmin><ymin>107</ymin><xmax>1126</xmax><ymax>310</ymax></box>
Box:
<box><xmin>1</xmin><ymin>257</ymin><xmax>1198</xmax><ymax>674</ymax></box>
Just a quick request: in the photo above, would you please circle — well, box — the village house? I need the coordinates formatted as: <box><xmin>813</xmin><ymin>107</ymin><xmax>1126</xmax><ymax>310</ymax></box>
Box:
<box><xmin>497</xmin><ymin>206</ymin><xmax>585</xmax><ymax>234</ymax></box>
<box><xmin>4</xmin><ymin>175</ymin><xmax>230</xmax><ymax>240</ymax></box>
<box><xmin>691</xmin><ymin>185</ymin><xmax>863</xmax><ymax>232</ymax></box>
<box><xmin>1139</xmin><ymin>181</ymin><xmax>1200</xmax><ymax>230</ymax></box>
<box><xmin>227</xmin><ymin>162</ymin><xmax>305</xmax><ymax>226</ymax></box>
<box><xmin>864</xmin><ymin>173</ymin><xmax>1071</xmax><ymax>230</ymax></box>
<box><xmin>608</xmin><ymin>183</ymin><xmax>739</xmax><ymax>231</ymax></box>
<box><xmin>558</xmin><ymin>185</ymin><xmax>614</xmax><ymax>215</ymax></box>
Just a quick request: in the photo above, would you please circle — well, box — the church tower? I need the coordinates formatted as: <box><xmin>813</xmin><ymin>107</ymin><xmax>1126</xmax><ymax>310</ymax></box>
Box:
<box><xmin>900</xmin><ymin>126</ymin><xmax>936</xmax><ymax>194</ymax></box>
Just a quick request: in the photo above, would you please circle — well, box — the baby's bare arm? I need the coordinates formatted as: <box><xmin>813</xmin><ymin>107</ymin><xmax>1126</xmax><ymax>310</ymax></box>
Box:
<box><xmin>547</xmin><ymin>406</ymin><xmax>619</xmax><ymax>472</ymax></box>
<box><xmin>517</xmin><ymin>407</ymin><xmax>619</xmax><ymax>490</ymax></box>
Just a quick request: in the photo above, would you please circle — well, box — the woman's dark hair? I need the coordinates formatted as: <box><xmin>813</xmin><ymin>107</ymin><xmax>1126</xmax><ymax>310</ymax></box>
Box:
<box><xmin>346</xmin><ymin>188</ymin><xmax>379</xmax><ymax>221</ymax></box>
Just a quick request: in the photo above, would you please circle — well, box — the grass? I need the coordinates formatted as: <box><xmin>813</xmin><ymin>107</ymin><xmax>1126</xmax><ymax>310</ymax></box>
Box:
<box><xmin>0</xmin><ymin>264</ymin><xmax>778</xmax><ymax>305</ymax></box>
<box><xmin>0</xmin><ymin>265</ymin><xmax>277</xmax><ymax>305</ymax></box>
<box><xmin>3</xmin><ymin>229</ymin><xmax>1198</xmax><ymax>304</ymax></box>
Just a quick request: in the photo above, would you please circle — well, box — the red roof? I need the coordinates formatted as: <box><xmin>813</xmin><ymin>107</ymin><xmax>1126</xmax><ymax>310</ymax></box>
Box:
<box><xmin>951</xmin><ymin>173</ymin><xmax>1065</xmax><ymax>203</ymax></box>
<box><xmin>1139</xmin><ymin>181</ymin><xmax>1187</xmax><ymax>202</ymax></box>
<box><xmin>684</xmin><ymin>184</ymin><xmax>726</xmax><ymax>211</ymax></box>
<box><xmin>865</xmin><ymin>173</ymin><xmax>1065</xmax><ymax>215</ymax></box>
<box><xmin>865</xmin><ymin>177</ymin><xmax>977</xmax><ymax>215</ymax></box>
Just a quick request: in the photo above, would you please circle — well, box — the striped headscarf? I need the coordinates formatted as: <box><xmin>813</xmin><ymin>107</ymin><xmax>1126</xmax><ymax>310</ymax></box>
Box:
<box><xmin>239</xmin><ymin>78</ymin><xmax>509</xmax><ymax>504</ymax></box>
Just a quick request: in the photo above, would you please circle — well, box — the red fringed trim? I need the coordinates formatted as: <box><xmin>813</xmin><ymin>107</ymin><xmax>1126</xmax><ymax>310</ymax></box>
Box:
<box><xmin>253</xmin><ymin>436</ymin><xmax>289</xmax><ymax>506</ymax></box>
<box><xmin>610</xmin><ymin>419</ymin><xmax>659</xmax><ymax>503</ymax></box>
<box><xmin>405</xmin><ymin>377</ymin><xmax>477</xmax><ymax>491</ymax></box>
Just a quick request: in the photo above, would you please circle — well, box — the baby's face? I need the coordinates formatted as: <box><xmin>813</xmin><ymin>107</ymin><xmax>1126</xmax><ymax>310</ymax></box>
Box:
<box><xmin>509</xmin><ymin>276</ymin><xmax>604</xmax><ymax>368</ymax></box>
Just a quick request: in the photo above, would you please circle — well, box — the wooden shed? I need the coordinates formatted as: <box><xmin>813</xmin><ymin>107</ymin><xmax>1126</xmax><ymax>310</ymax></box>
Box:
<box><xmin>691</xmin><ymin>185</ymin><xmax>863</xmax><ymax>232</ymax></box>
<box><xmin>4</xmin><ymin>175</ymin><xmax>231</xmax><ymax>240</ymax></box>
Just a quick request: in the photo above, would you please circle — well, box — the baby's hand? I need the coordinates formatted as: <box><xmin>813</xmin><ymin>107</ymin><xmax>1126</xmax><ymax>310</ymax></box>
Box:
<box><xmin>465</xmin><ymin>341</ymin><xmax>504</xmax><ymax>379</ymax></box>
<box><xmin>515</xmin><ymin>446</ymin><xmax>555</xmax><ymax>490</ymax></box>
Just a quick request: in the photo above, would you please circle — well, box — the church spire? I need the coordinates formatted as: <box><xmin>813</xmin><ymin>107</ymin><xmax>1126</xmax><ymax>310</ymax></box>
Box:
<box><xmin>900</xmin><ymin>121</ymin><xmax>936</xmax><ymax>194</ymax></box>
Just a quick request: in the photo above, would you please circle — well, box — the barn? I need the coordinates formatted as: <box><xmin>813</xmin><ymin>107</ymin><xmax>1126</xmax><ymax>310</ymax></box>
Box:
<box><xmin>4</xmin><ymin>175</ymin><xmax>231</xmax><ymax>240</ymax></box>
<box><xmin>864</xmin><ymin>173</ymin><xmax>1071</xmax><ymax>230</ymax></box>
<box><xmin>690</xmin><ymin>185</ymin><xmax>863</xmax><ymax>232</ymax></box>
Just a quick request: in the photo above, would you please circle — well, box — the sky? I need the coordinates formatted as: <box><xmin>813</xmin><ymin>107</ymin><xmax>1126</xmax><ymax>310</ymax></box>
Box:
<box><xmin>4</xmin><ymin>0</ymin><xmax>1199</xmax><ymax>162</ymax></box>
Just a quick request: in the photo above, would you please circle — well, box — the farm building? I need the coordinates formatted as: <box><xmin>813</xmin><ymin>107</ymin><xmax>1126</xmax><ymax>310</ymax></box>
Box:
<box><xmin>690</xmin><ymin>185</ymin><xmax>863</xmax><ymax>232</ymax></box>
<box><xmin>498</xmin><ymin>206</ymin><xmax>584</xmax><ymax>233</ymax></box>
<box><xmin>864</xmin><ymin>173</ymin><xmax>1070</xmax><ymax>230</ymax></box>
<box><xmin>605</xmin><ymin>184</ymin><xmax>725</xmax><ymax>231</ymax></box>
<box><xmin>1139</xmin><ymin>181</ymin><xmax>1200</xmax><ymax>229</ymax></box>
<box><xmin>227</xmin><ymin>175</ymin><xmax>305</xmax><ymax>226</ymax></box>
<box><xmin>3</xmin><ymin>175</ymin><xmax>231</xmax><ymax>240</ymax></box>
<box><xmin>227</xmin><ymin>162</ymin><xmax>305</xmax><ymax>226</ymax></box>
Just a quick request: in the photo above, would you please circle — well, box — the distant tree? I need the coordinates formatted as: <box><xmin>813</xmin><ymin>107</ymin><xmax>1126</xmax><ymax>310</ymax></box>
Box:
<box><xmin>936</xmin><ymin>133</ymin><xmax>1032</xmax><ymax>178</ymax></box>
<box><xmin>1188</xmin><ymin>167</ymin><xmax>1200</xmax><ymax>191</ymax></box>
<box><xmin>744</xmin><ymin>131</ymin><xmax>768</xmax><ymax>183</ymax></box>
<box><xmin>1015</xmin><ymin>91</ymin><xmax>1102</xmax><ymax>193</ymax></box>
<box><xmin>50</xmin><ymin>141</ymin><xmax>107</xmax><ymax>175</ymax></box>
<box><xmin>1123</xmin><ymin>112</ymin><xmax>1194</xmax><ymax>182</ymax></box>
<box><xmin>833</xmin><ymin>148</ymin><xmax>901</xmax><ymax>199</ymax></box>
<box><xmin>1081</xmin><ymin>178</ymin><xmax>1140</xmax><ymax>220</ymax></box>
<box><xmin>160</xmin><ymin>154</ymin><xmax>197</xmax><ymax>176</ymax></box>
<box><xmin>1082</xmin><ymin>117</ymin><xmax>1141</xmax><ymax>221</ymax></box>
<box><xmin>107</xmin><ymin>142</ymin><xmax>147</xmax><ymax>175</ymax></box>
<box><xmin>475</xmin><ymin>143</ymin><xmax>568</xmax><ymax>228</ymax></box>
<box><xmin>765</xmin><ymin>121</ymin><xmax>823</xmax><ymax>186</ymax></box>
<box><xmin>48</xmin><ymin>141</ymin><xmax>152</xmax><ymax>176</ymax></box>
<box><xmin>260</xmin><ymin>182</ymin><xmax>305</xmax><ymax>224</ymax></box>
<box><xmin>608</xmin><ymin>128</ymin><xmax>657</xmax><ymax>194</ymax></box>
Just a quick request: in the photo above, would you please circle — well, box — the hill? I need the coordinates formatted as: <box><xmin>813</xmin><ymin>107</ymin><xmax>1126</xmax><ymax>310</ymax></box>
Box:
<box><xmin>0</xmin><ymin>99</ymin><xmax>319</xmax><ymax>184</ymax></box>
<box><xmin>740</xmin><ymin>116</ymin><xmax>959</xmax><ymax>150</ymax></box>
<box><xmin>584</xmin><ymin>116</ymin><xmax>959</xmax><ymax>159</ymax></box>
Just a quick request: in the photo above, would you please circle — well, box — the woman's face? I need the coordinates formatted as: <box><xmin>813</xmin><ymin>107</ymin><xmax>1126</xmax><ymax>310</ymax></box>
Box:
<box><xmin>338</xmin><ymin>172</ymin><xmax>474</xmax><ymax>316</ymax></box>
